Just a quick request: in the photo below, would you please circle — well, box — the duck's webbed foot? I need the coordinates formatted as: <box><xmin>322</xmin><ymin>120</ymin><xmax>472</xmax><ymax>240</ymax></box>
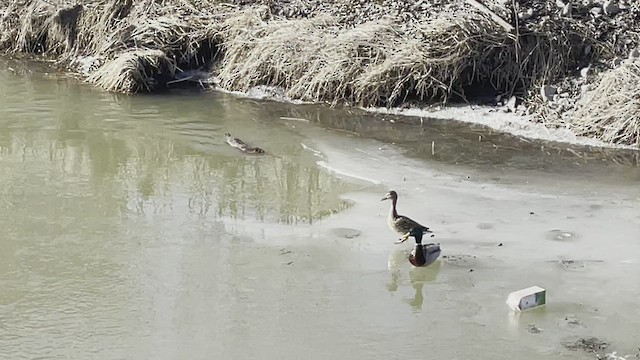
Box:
<box><xmin>394</xmin><ymin>233</ymin><xmax>410</xmax><ymax>244</ymax></box>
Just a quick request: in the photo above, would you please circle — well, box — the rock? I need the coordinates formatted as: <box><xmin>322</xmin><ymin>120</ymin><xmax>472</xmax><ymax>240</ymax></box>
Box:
<box><xmin>506</xmin><ymin>95</ymin><xmax>517</xmax><ymax>112</ymax></box>
<box><xmin>580</xmin><ymin>67</ymin><xmax>590</xmax><ymax>78</ymax></box>
<box><xmin>603</xmin><ymin>0</ymin><xmax>620</xmax><ymax>15</ymax></box>
<box><xmin>540</xmin><ymin>85</ymin><xmax>557</xmax><ymax>102</ymax></box>
<box><xmin>562</xmin><ymin>337</ymin><xmax>609</xmax><ymax>354</ymax></box>
<box><xmin>518</xmin><ymin>9</ymin><xmax>533</xmax><ymax>20</ymax></box>
<box><xmin>528</xmin><ymin>324</ymin><xmax>542</xmax><ymax>333</ymax></box>
<box><xmin>629</xmin><ymin>48</ymin><xmax>640</xmax><ymax>59</ymax></box>
<box><xmin>561</xmin><ymin>315</ymin><xmax>584</xmax><ymax>327</ymax></box>
<box><xmin>525</xmin><ymin>8</ymin><xmax>534</xmax><ymax>18</ymax></box>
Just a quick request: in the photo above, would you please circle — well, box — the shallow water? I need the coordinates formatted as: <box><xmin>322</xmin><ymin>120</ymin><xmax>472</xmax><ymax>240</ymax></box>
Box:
<box><xmin>1</xmin><ymin>59</ymin><xmax>639</xmax><ymax>360</ymax></box>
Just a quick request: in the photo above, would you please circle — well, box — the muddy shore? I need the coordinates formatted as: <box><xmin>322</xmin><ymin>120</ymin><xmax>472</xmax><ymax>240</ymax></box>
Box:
<box><xmin>1</xmin><ymin>0</ymin><xmax>639</xmax><ymax>148</ymax></box>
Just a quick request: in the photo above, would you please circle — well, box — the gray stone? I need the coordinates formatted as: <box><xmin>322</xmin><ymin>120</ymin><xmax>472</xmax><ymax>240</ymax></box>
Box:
<box><xmin>506</xmin><ymin>96</ymin><xmax>517</xmax><ymax>113</ymax></box>
<box><xmin>528</xmin><ymin>324</ymin><xmax>542</xmax><ymax>333</ymax></box>
<box><xmin>580</xmin><ymin>67</ymin><xmax>590</xmax><ymax>78</ymax></box>
<box><xmin>518</xmin><ymin>8</ymin><xmax>534</xmax><ymax>20</ymax></box>
<box><xmin>526</xmin><ymin>8</ymin><xmax>534</xmax><ymax>17</ymax></box>
<box><xmin>603</xmin><ymin>0</ymin><xmax>620</xmax><ymax>15</ymax></box>
<box><xmin>540</xmin><ymin>85</ymin><xmax>557</xmax><ymax>102</ymax></box>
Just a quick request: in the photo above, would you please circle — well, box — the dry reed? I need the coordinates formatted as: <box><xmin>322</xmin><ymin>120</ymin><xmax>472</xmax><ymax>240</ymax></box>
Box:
<box><xmin>0</xmin><ymin>0</ymin><xmax>595</xmax><ymax>101</ymax></box>
<box><xmin>0</xmin><ymin>0</ymin><xmax>222</xmax><ymax>92</ymax></box>
<box><xmin>215</xmin><ymin>7</ymin><xmax>590</xmax><ymax>107</ymax></box>
<box><xmin>570</xmin><ymin>62</ymin><xmax>640</xmax><ymax>147</ymax></box>
<box><xmin>88</xmin><ymin>49</ymin><xmax>175</xmax><ymax>93</ymax></box>
<box><xmin>216</xmin><ymin>9</ymin><xmax>509</xmax><ymax>106</ymax></box>
<box><xmin>1</xmin><ymin>0</ymin><xmax>625</xmax><ymax>146</ymax></box>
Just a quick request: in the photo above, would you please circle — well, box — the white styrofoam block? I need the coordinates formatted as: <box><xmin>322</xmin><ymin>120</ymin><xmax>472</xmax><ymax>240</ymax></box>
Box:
<box><xmin>506</xmin><ymin>286</ymin><xmax>546</xmax><ymax>311</ymax></box>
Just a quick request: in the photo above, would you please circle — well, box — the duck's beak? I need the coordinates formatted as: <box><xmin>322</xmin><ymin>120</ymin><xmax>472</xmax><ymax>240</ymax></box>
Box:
<box><xmin>381</xmin><ymin>193</ymin><xmax>390</xmax><ymax>201</ymax></box>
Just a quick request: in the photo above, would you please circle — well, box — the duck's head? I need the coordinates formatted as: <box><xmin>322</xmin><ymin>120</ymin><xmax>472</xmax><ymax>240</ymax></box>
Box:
<box><xmin>381</xmin><ymin>190</ymin><xmax>398</xmax><ymax>201</ymax></box>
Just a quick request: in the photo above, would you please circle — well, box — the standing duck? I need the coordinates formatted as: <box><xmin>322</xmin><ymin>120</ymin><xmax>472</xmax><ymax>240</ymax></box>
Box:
<box><xmin>381</xmin><ymin>190</ymin><xmax>432</xmax><ymax>243</ymax></box>
<box><xmin>408</xmin><ymin>227</ymin><xmax>441</xmax><ymax>267</ymax></box>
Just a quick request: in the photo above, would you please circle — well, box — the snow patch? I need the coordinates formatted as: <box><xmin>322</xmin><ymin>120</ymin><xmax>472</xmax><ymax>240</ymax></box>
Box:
<box><xmin>217</xmin><ymin>85</ymin><xmax>637</xmax><ymax>150</ymax></box>
<box><xmin>365</xmin><ymin>104</ymin><xmax>636</xmax><ymax>150</ymax></box>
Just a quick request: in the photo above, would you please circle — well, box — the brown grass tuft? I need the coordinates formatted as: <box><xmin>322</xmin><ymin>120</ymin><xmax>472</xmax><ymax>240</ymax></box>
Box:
<box><xmin>570</xmin><ymin>62</ymin><xmax>640</xmax><ymax>147</ymax></box>
<box><xmin>215</xmin><ymin>7</ymin><xmax>592</xmax><ymax>107</ymax></box>
<box><xmin>0</xmin><ymin>0</ymin><xmax>223</xmax><ymax>90</ymax></box>
<box><xmin>88</xmin><ymin>49</ymin><xmax>176</xmax><ymax>93</ymax></box>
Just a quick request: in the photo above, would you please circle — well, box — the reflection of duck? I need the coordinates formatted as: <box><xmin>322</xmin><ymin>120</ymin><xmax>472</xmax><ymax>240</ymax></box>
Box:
<box><xmin>387</xmin><ymin>250</ymin><xmax>442</xmax><ymax>311</ymax></box>
<box><xmin>225</xmin><ymin>132</ymin><xmax>265</xmax><ymax>154</ymax></box>
<box><xmin>381</xmin><ymin>190</ymin><xmax>432</xmax><ymax>243</ymax></box>
<box><xmin>408</xmin><ymin>227</ymin><xmax>441</xmax><ymax>267</ymax></box>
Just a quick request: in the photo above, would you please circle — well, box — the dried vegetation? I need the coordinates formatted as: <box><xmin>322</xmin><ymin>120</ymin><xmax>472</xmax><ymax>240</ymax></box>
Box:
<box><xmin>571</xmin><ymin>61</ymin><xmax>640</xmax><ymax>147</ymax></box>
<box><xmin>0</xmin><ymin>0</ymin><xmax>638</xmax><ymax>147</ymax></box>
<box><xmin>216</xmin><ymin>7</ymin><xmax>595</xmax><ymax>108</ymax></box>
<box><xmin>0</xmin><ymin>0</ymin><xmax>223</xmax><ymax>92</ymax></box>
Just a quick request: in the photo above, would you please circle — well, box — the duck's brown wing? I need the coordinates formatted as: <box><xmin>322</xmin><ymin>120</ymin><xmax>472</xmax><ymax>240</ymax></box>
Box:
<box><xmin>393</xmin><ymin>215</ymin><xmax>429</xmax><ymax>234</ymax></box>
<box><xmin>225</xmin><ymin>133</ymin><xmax>266</xmax><ymax>155</ymax></box>
<box><xmin>225</xmin><ymin>134</ymin><xmax>249</xmax><ymax>149</ymax></box>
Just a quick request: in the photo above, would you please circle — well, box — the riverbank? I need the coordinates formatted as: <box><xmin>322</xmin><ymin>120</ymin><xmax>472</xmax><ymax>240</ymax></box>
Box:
<box><xmin>1</xmin><ymin>0</ymin><xmax>639</xmax><ymax>148</ymax></box>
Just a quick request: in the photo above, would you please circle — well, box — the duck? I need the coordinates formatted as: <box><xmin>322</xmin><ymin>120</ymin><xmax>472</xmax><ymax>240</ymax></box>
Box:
<box><xmin>225</xmin><ymin>132</ymin><xmax>265</xmax><ymax>154</ymax></box>
<box><xmin>408</xmin><ymin>227</ymin><xmax>441</xmax><ymax>267</ymax></box>
<box><xmin>381</xmin><ymin>190</ymin><xmax>432</xmax><ymax>243</ymax></box>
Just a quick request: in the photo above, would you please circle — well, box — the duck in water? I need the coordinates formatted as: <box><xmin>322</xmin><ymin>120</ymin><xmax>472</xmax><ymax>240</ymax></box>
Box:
<box><xmin>381</xmin><ymin>190</ymin><xmax>432</xmax><ymax>243</ymax></box>
<box><xmin>225</xmin><ymin>132</ymin><xmax>266</xmax><ymax>154</ymax></box>
<box><xmin>408</xmin><ymin>227</ymin><xmax>441</xmax><ymax>267</ymax></box>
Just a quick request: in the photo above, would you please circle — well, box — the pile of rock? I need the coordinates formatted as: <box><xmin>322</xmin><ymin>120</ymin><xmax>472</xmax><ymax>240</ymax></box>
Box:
<box><xmin>233</xmin><ymin>0</ymin><xmax>464</xmax><ymax>29</ymax></box>
<box><xmin>521</xmin><ymin>0</ymin><xmax>640</xmax><ymax>126</ymax></box>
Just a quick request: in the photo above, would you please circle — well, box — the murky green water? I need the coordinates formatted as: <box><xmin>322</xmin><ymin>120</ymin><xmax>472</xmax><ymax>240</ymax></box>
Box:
<box><xmin>1</xmin><ymin>59</ymin><xmax>639</xmax><ymax>360</ymax></box>
<box><xmin>0</xmin><ymin>60</ymin><xmax>360</xmax><ymax>359</ymax></box>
